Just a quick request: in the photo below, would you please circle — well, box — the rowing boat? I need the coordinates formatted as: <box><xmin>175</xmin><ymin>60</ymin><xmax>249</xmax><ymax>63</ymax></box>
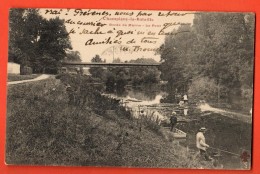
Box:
<box><xmin>173</xmin><ymin>128</ymin><xmax>187</xmax><ymax>138</ymax></box>
<box><xmin>162</xmin><ymin>127</ymin><xmax>187</xmax><ymax>138</ymax></box>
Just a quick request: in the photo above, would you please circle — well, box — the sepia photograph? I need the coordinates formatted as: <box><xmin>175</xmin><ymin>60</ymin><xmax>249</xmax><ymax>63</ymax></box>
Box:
<box><xmin>6</xmin><ymin>8</ymin><xmax>254</xmax><ymax>170</ymax></box>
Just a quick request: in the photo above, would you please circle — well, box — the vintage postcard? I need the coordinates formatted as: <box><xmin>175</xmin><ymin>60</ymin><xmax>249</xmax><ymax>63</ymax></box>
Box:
<box><xmin>6</xmin><ymin>8</ymin><xmax>254</xmax><ymax>169</ymax></box>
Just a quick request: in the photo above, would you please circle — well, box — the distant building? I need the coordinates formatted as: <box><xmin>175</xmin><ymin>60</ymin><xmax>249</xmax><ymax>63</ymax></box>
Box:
<box><xmin>8</xmin><ymin>62</ymin><xmax>20</xmax><ymax>74</ymax></box>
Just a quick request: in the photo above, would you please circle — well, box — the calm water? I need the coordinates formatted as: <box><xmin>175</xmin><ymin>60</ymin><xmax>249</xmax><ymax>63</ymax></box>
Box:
<box><xmin>112</xmin><ymin>86</ymin><xmax>252</xmax><ymax>169</ymax></box>
<box><xmin>178</xmin><ymin>115</ymin><xmax>252</xmax><ymax>169</ymax></box>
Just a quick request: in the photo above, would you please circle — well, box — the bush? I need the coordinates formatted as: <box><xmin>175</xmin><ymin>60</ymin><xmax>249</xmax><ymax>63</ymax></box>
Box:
<box><xmin>20</xmin><ymin>65</ymin><xmax>32</xmax><ymax>75</ymax></box>
<box><xmin>188</xmin><ymin>76</ymin><xmax>218</xmax><ymax>101</ymax></box>
<box><xmin>142</xmin><ymin>117</ymin><xmax>162</xmax><ymax>135</ymax></box>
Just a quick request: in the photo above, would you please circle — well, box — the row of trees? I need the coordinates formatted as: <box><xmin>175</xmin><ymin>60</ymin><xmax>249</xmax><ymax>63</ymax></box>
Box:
<box><xmin>9</xmin><ymin>9</ymin><xmax>80</xmax><ymax>74</ymax></box>
<box><xmin>159</xmin><ymin>13</ymin><xmax>254</xmax><ymax>103</ymax></box>
<box><xmin>88</xmin><ymin>55</ymin><xmax>161</xmax><ymax>92</ymax></box>
<box><xmin>128</xmin><ymin>58</ymin><xmax>161</xmax><ymax>86</ymax></box>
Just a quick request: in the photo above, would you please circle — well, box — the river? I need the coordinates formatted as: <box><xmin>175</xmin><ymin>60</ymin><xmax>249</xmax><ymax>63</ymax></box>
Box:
<box><xmin>111</xmin><ymin>86</ymin><xmax>252</xmax><ymax>169</ymax></box>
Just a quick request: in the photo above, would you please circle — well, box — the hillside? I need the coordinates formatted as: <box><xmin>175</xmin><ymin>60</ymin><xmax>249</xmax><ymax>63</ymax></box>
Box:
<box><xmin>6</xmin><ymin>75</ymin><xmax>213</xmax><ymax>168</ymax></box>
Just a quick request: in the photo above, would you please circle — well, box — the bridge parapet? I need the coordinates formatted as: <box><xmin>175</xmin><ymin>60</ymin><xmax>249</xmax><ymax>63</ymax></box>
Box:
<box><xmin>61</xmin><ymin>62</ymin><xmax>161</xmax><ymax>67</ymax></box>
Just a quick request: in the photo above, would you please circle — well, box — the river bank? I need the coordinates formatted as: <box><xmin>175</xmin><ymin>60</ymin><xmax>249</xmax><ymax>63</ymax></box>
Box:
<box><xmin>198</xmin><ymin>103</ymin><xmax>252</xmax><ymax>123</ymax></box>
<box><xmin>6</xmin><ymin>75</ymin><xmax>214</xmax><ymax>168</ymax></box>
<box><xmin>109</xmin><ymin>86</ymin><xmax>252</xmax><ymax>169</ymax></box>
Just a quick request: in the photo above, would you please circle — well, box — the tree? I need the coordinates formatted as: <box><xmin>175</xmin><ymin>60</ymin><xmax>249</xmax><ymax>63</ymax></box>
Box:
<box><xmin>159</xmin><ymin>25</ymin><xmax>195</xmax><ymax>94</ymax></box>
<box><xmin>160</xmin><ymin>12</ymin><xmax>255</xmax><ymax>103</ymax></box>
<box><xmin>37</xmin><ymin>17</ymin><xmax>72</xmax><ymax>73</ymax></box>
<box><xmin>9</xmin><ymin>9</ymin><xmax>44</xmax><ymax>68</ymax></box>
<box><xmin>8</xmin><ymin>9</ymin><xmax>72</xmax><ymax>74</ymax></box>
<box><xmin>188</xmin><ymin>76</ymin><xmax>218</xmax><ymax>101</ymax></box>
<box><xmin>112</xmin><ymin>58</ymin><xmax>121</xmax><ymax>63</ymax></box>
<box><xmin>192</xmin><ymin>13</ymin><xmax>255</xmax><ymax>99</ymax></box>
<box><xmin>128</xmin><ymin>58</ymin><xmax>161</xmax><ymax>85</ymax></box>
<box><xmin>91</xmin><ymin>54</ymin><xmax>102</xmax><ymax>63</ymax></box>
<box><xmin>8</xmin><ymin>8</ymin><xmax>25</xmax><ymax>64</ymax></box>
<box><xmin>105</xmin><ymin>67</ymin><xmax>129</xmax><ymax>92</ymax></box>
<box><xmin>65</xmin><ymin>51</ymin><xmax>82</xmax><ymax>62</ymax></box>
<box><xmin>89</xmin><ymin>55</ymin><xmax>105</xmax><ymax>79</ymax></box>
<box><xmin>105</xmin><ymin>71</ymin><xmax>116</xmax><ymax>92</ymax></box>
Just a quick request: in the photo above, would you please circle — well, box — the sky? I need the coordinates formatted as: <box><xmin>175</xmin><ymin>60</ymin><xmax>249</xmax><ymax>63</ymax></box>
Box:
<box><xmin>40</xmin><ymin>8</ymin><xmax>194</xmax><ymax>63</ymax></box>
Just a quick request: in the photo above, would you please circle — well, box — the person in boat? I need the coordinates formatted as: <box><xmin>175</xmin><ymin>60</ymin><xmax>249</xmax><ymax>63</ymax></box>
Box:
<box><xmin>196</xmin><ymin>127</ymin><xmax>213</xmax><ymax>161</ymax></box>
<box><xmin>170</xmin><ymin>111</ymin><xmax>178</xmax><ymax>132</ymax></box>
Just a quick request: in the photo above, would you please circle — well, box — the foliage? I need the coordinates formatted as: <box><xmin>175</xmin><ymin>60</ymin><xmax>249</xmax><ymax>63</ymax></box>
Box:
<box><xmin>89</xmin><ymin>57</ymin><xmax>161</xmax><ymax>92</ymax></box>
<box><xmin>188</xmin><ymin>76</ymin><xmax>219</xmax><ymax>101</ymax></box>
<box><xmin>65</xmin><ymin>50</ymin><xmax>82</xmax><ymax>62</ymax></box>
<box><xmin>89</xmin><ymin>55</ymin><xmax>106</xmax><ymax>80</ymax></box>
<box><xmin>100</xmin><ymin>57</ymin><xmax>161</xmax><ymax>92</ymax></box>
<box><xmin>159</xmin><ymin>25</ymin><xmax>195</xmax><ymax>94</ymax></box>
<box><xmin>8</xmin><ymin>9</ymin><xmax>72</xmax><ymax>74</ymax></box>
<box><xmin>20</xmin><ymin>66</ymin><xmax>33</xmax><ymax>75</ymax></box>
<box><xmin>128</xmin><ymin>58</ymin><xmax>161</xmax><ymax>86</ymax></box>
<box><xmin>160</xmin><ymin>13</ymin><xmax>255</xmax><ymax>103</ymax></box>
<box><xmin>112</xmin><ymin>57</ymin><xmax>122</xmax><ymax>63</ymax></box>
<box><xmin>129</xmin><ymin>58</ymin><xmax>158</xmax><ymax>64</ymax></box>
<box><xmin>105</xmin><ymin>71</ymin><xmax>116</xmax><ymax>92</ymax></box>
<box><xmin>105</xmin><ymin>67</ymin><xmax>129</xmax><ymax>92</ymax></box>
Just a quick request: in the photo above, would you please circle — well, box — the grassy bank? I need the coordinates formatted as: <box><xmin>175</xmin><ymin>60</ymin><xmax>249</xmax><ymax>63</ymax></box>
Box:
<box><xmin>6</xmin><ymin>75</ymin><xmax>213</xmax><ymax>168</ymax></box>
<box><xmin>8</xmin><ymin>74</ymin><xmax>40</xmax><ymax>82</ymax></box>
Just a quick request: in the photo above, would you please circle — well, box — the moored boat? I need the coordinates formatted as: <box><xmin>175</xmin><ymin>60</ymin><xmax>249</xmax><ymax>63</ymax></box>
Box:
<box><xmin>162</xmin><ymin>127</ymin><xmax>187</xmax><ymax>138</ymax></box>
<box><xmin>173</xmin><ymin>128</ymin><xmax>187</xmax><ymax>138</ymax></box>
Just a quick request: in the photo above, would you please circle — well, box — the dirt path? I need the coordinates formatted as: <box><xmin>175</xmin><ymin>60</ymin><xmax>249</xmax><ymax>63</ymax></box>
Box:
<box><xmin>7</xmin><ymin>74</ymin><xmax>50</xmax><ymax>85</ymax></box>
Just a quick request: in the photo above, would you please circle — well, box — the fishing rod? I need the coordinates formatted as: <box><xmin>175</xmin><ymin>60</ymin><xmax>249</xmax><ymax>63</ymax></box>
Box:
<box><xmin>208</xmin><ymin>147</ymin><xmax>241</xmax><ymax>157</ymax></box>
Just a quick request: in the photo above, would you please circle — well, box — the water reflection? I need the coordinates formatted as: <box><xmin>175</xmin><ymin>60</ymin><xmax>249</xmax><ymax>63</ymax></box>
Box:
<box><xmin>114</xmin><ymin>85</ymin><xmax>166</xmax><ymax>103</ymax></box>
<box><xmin>184</xmin><ymin>108</ymin><xmax>188</xmax><ymax>116</ymax></box>
<box><xmin>178</xmin><ymin>113</ymin><xmax>252</xmax><ymax>169</ymax></box>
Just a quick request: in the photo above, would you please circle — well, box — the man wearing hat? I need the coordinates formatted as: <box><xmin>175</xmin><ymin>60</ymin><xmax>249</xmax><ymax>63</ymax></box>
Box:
<box><xmin>196</xmin><ymin>127</ymin><xmax>212</xmax><ymax>160</ymax></box>
<box><xmin>170</xmin><ymin>111</ymin><xmax>178</xmax><ymax>132</ymax></box>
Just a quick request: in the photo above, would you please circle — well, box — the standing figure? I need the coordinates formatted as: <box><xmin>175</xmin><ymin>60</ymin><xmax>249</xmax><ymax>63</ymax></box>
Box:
<box><xmin>170</xmin><ymin>111</ymin><xmax>178</xmax><ymax>132</ymax></box>
<box><xmin>138</xmin><ymin>110</ymin><xmax>146</xmax><ymax>132</ymax></box>
<box><xmin>183</xmin><ymin>94</ymin><xmax>188</xmax><ymax>104</ymax></box>
<box><xmin>66</xmin><ymin>84</ymin><xmax>74</xmax><ymax>105</ymax></box>
<box><xmin>196</xmin><ymin>127</ymin><xmax>212</xmax><ymax>161</ymax></box>
<box><xmin>140</xmin><ymin>110</ymin><xmax>146</xmax><ymax>118</ymax></box>
<box><xmin>179</xmin><ymin>100</ymin><xmax>185</xmax><ymax>107</ymax></box>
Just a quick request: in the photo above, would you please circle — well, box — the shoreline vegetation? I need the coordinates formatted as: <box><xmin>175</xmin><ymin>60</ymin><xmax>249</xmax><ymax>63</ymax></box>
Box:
<box><xmin>6</xmin><ymin>74</ymin><xmax>214</xmax><ymax>168</ymax></box>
